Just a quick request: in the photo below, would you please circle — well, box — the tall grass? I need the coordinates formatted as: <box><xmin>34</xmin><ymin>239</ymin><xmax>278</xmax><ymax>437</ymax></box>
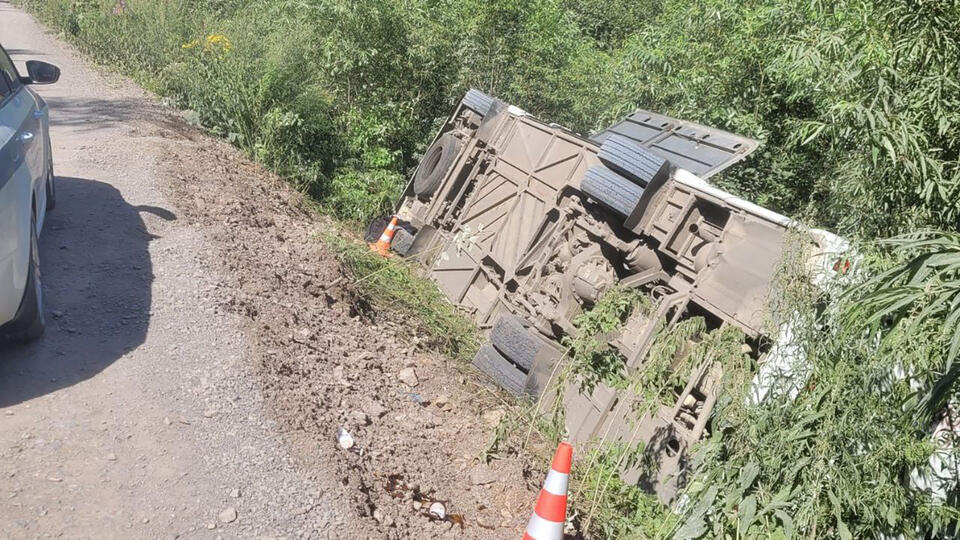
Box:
<box><xmin>324</xmin><ymin>233</ymin><xmax>480</xmax><ymax>360</ymax></box>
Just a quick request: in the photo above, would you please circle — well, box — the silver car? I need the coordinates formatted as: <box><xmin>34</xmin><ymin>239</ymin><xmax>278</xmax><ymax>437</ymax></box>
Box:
<box><xmin>0</xmin><ymin>45</ymin><xmax>59</xmax><ymax>342</ymax></box>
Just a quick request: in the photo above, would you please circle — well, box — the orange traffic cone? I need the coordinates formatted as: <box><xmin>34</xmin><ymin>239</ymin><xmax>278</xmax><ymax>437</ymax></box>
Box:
<box><xmin>369</xmin><ymin>216</ymin><xmax>399</xmax><ymax>257</ymax></box>
<box><xmin>523</xmin><ymin>442</ymin><xmax>572</xmax><ymax>540</ymax></box>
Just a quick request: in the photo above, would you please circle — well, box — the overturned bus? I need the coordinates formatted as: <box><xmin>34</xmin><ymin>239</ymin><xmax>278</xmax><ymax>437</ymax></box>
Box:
<box><xmin>387</xmin><ymin>90</ymin><xmax>846</xmax><ymax>503</ymax></box>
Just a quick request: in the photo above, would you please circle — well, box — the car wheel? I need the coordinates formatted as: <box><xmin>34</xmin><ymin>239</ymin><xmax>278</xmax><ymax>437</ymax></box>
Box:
<box><xmin>1</xmin><ymin>213</ymin><xmax>45</xmax><ymax>342</ymax></box>
<box><xmin>473</xmin><ymin>343</ymin><xmax>528</xmax><ymax>396</ymax></box>
<box><xmin>390</xmin><ymin>228</ymin><xmax>416</xmax><ymax>256</ymax></box>
<box><xmin>45</xmin><ymin>166</ymin><xmax>55</xmax><ymax>211</ymax></box>
<box><xmin>581</xmin><ymin>166</ymin><xmax>644</xmax><ymax>218</ymax></box>
<box><xmin>413</xmin><ymin>133</ymin><xmax>460</xmax><ymax>198</ymax></box>
<box><xmin>490</xmin><ymin>315</ymin><xmax>540</xmax><ymax>372</ymax></box>
<box><xmin>461</xmin><ymin>89</ymin><xmax>495</xmax><ymax>117</ymax></box>
<box><xmin>597</xmin><ymin>134</ymin><xmax>669</xmax><ymax>187</ymax></box>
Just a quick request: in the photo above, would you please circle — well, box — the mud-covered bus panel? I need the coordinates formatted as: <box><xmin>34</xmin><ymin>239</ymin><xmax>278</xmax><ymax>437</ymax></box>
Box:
<box><xmin>594</xmin><ymin>108</ymin><xmax>760</xmax><ymax>180</ymax></box>
<box><xmin>391</xmin><ymin>91</ymin><xmax>836</xmax><ymax>505</ymax></box>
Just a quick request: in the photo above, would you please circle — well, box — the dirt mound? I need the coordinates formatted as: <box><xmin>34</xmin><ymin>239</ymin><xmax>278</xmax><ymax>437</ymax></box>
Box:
<box><xmin>154</xmin><ymin>126</ymin><xmax>541</xmax><ymax>537</ymax></box>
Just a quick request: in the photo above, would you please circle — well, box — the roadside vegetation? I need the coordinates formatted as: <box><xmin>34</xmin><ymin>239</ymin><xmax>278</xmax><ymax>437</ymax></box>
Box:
<box><xmin>323</xmin><ymin>232</ymin><xmax>480</xmax><ymax>360</ymax></box>
<box><xmin>20</xmin><ymin>0</ymin><xmax>960</xmax><ymax>537</ymax></box>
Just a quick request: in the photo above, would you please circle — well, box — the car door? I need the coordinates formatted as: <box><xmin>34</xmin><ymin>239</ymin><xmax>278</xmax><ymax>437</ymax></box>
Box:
<box><xmin>0</xmin><ymin>47</ymin><xmax>45</xmax><ymax>227</ymax></box>
<box><xmin>0</xmin><ymin>53</ymin><xmax>41</xmax><ymax>325</ymax></box>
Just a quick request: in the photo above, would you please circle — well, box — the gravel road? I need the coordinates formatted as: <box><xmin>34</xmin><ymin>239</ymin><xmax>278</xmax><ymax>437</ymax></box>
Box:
<box><xmin>0</xmin><ymin>3</ymin><xmax>543</xmax><ymax>539</ymax></box>
<box><xmin>0</xmin><ymin>3</ymin><xmax>335</xmax><ymax>538</ymax></box>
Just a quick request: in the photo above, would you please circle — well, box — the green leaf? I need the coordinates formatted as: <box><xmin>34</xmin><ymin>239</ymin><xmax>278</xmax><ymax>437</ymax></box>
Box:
<box><xmin>838</xmin><ymin>520</ymin><xmax>853</xmax><ymax>540</ymax></box>
<box><xmin>739</xmin><ymin>461</ymin><xmax>760</xmax><ymax>492</ymax></box>
<box><xmin>675</xmin><ymin>517</ymin><xmax>708</xmax><ymax>540</ymax></box>
<box><xmin>827</xmin><ymin>489</ymin><xmax>842</xmax><ymax>519</ymax></box>
<box><xmin>771</xmin><ymin>486</ymin><xmax>793</xmax><ymax>506</ymax></box>
<box><xmin>690</xmin><ymin>485</ymin><xmax>718</xmax><ymax>520</ymax></box>
<box><xmin>886</xmin><ymin>505</ymin><xmax>898</xmax><ymax>527</ymax></box>
<box><xmin>738</xmin><ymin>495</ymin><xmax>757</xmax><ymax>536</ymax></box>
<box><xmin>775</xmin><ymin>510</ymin><xmax>795</xmax><ymax>540</ymax></box>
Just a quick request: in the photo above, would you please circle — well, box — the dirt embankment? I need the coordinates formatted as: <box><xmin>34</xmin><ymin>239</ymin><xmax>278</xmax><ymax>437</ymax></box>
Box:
<box><xmin>154</xmin><ymin>126</ymin><xmax>545</xmax><ymax>538</ymax></box>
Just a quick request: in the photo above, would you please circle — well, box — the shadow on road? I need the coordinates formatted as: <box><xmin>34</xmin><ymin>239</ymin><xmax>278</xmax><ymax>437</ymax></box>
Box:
<box><xmin>0</xmin><ymin>177</ymin><xmax>174</xmax><ymax>407</ymax></box>
<box><xmin>44</xmin><ymin>96</ymin><xmax>194</xmax><ymax>137</ymax></box>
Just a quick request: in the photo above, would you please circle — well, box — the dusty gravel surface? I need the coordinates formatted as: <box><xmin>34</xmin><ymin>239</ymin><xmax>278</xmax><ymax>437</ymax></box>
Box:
<box><xmin>0</xmin><ymin>3</ymin><xmax>542</xmax><ymax>539</ymax></box>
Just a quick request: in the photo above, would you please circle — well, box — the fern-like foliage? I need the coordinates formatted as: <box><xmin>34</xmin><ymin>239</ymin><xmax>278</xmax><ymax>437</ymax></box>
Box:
<box><xmin>843</xmin><ymin>230</ymin><xmax>960</xmax><ymax>419</ymax></box>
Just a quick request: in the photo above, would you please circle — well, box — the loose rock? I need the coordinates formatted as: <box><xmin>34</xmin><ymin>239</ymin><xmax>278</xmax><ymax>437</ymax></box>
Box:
<box><xmin>477</xmin><ymin>514</ymin><xmax>497</xmax><ymax>529</ymax></box>
<box><xmin>398</xmin><ymin>367</ymin><xmax>419</xmax><ymax>387</ymax></box>
<box><xmin>218</xmin><ymin>507</ymin><xmax>237</xmax><ymax>524</ymax></box>
<box><xmin>363</xmin><ymin>401</ymin><xmax>388</xmax><ymax>419</ymax></box>
<box><xmin>469</xmin><ymin>464</ymin><xmax>497</xmax><ymax>486</ymax></box>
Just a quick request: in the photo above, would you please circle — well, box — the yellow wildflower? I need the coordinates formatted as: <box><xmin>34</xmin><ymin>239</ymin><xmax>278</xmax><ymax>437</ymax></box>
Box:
<box><xmin>181</xmin><ymin>34</ymin><xmax>232</xmax><ymax>55</ymax></box>
<box><xmin>205</xmin><ymin>34</ymin><xmax>232</xmax><ymax>53</ymax></box>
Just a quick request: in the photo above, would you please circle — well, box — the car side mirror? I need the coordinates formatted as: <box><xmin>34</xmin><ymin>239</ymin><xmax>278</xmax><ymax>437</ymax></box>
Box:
<box><xmin>21</xmin><ymin>60</ymin><xmax>60</xmax><ymax>85</ymax></box>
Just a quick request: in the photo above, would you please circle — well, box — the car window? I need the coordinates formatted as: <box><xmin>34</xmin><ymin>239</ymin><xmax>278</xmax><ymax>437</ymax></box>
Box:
<box><xmin>0</xmin><ymin>47</ymin><xmax>21</xmax><ymax>97</ymax></box>
<box><xmin>0</xmin><ymin>70</ymin><xmax>9</xmax><ymax>102</ymax></box>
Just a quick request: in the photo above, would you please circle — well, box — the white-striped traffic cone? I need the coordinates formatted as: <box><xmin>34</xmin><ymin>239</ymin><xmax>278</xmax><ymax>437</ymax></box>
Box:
<box><xmin>369</xmin><ymin>216</ymin><xmax>399</xmax><ymax>257</ymax></box>
<box><xmin>523</xmin><ymin>441</ymin><xmax>572</xmax><ymax>540</ymax></box>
